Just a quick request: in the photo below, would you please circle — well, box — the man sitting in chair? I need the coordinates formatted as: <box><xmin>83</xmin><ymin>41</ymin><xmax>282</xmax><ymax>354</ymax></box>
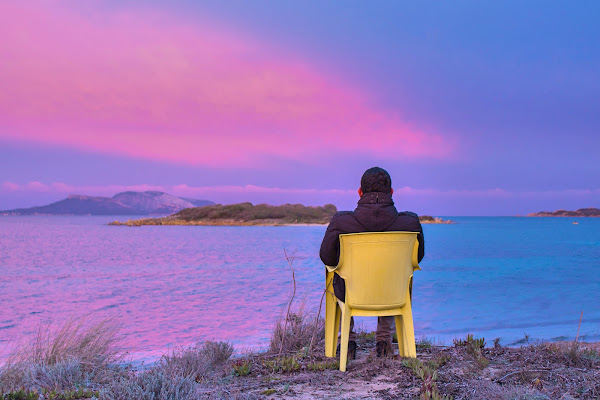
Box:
<box><xmin>320</xmin><ymin>167</ymin><xmax>425</xmax><ymax>359</ymax></box>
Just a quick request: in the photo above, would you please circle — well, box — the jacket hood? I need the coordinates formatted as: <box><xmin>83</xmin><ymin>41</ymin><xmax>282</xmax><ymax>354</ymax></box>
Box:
<box><xmin>354</xmin><ymin>192</ymin><xmax>399</xmax><ymax>231</ymax></box>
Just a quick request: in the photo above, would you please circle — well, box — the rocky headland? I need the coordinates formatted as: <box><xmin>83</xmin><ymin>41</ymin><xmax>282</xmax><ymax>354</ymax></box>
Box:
<box><xmin>528</xmin><ymin>207</ymin><xmax>600</xmax><ymax>217</ymax></box>
<box><xmin>419</xmin><ymin>215</ymin><xmax>453</xmax><ymax>224</ymax></box>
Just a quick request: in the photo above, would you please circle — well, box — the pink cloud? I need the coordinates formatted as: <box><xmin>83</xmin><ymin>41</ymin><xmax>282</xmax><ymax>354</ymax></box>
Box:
<box><xmin>171</xmin><ymin>184</ymin><xmax>354</xmax><ymax>196</ymax></box>
<box><xmin>0</xmin><ymin>2</ymin><xmax>453</xmax><ymax>167</ymax></box>
<box><xmin>4</xmin><ymin>181</ymin><xmax>599</xmax><ymax>200</ymax></box>
<box><xmin>1</xmin><ymin>182</ymin><xmax>20</xmax><ymax>191</ymax></box>
<box><xmin>25</xmin><ymin>181</ymin><xmax>50</xmax><ymax>192</ymax></box>
<box><xmin>1</xmin><ymin>182</ymin><xmax>165</xmax><ymax>196</ymax></box>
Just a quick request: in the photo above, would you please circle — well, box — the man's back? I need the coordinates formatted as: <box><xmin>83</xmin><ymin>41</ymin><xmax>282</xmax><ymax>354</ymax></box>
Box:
<box><xmin>318</xmin><ymin>166</ymin><xmax>425</xmax><ymax>358</ymax></box>
<box><xmin>320</xmin><ymin>191</ymin><xmax>425</xmax><ymax>267</ymax></box>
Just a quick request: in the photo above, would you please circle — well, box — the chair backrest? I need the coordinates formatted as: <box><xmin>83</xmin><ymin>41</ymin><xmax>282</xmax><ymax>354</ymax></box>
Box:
<box><xmin>336</xmin><ymin>231</ymin><xmax>419</xmax><ymax>310</ymax></box>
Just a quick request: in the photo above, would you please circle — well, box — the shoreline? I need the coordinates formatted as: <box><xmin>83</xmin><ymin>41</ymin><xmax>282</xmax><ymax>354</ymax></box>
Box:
<box><xmin>107</xmin><ymin>218</ymin><xmax>331</xmax><ymax>227</ymax></box>
<box><xmin>108</xmin><ymin>217</ymin><xmax>454</xmax><ymax>227</ymax></box>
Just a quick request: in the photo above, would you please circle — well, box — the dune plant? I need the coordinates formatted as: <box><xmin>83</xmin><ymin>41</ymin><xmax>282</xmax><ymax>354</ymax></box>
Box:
<box><xmin>0</xmin><ymin>317</ymin><xmax>124</xmax><ymax>393</ymax></box>
<box><xmin>270</xmin><ymin>251</ymin><xmax>325</xmax><ymax>356</ymax></box>
<box><xmin>402</xmin><ymin>356</ymin><xmax>452</xmax><ymax>400</ymax></box>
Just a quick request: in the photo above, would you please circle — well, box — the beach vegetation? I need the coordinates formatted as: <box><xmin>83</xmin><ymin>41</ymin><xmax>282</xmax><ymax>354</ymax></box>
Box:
<box><xmin>99</xmin><ymin>368</ymin><xmax>203</xmax><ymax>400</ymax></box>
<box><xmin>305</xmin><ymin>359</ymin><xmax>339</xmax><ymax>371</ymax></box>
<box><xmin>0</xmin><ymin>317</ymin><xmax>124</xmax><ymax>393</ymax></box>
<box><xmin>416</xmin><ymin>336</ymin><xmax>437</xmax><ymax>350</ymax></box>
<box><xmin>269</xmin><ymin>308</ymin><xmax>325</xmax><ymax>356</ymax></box>
<box><xmin>160</xmin><ymin>341</ymin><xmax>233</xmax><ymax>382</ymax></box>
<box><xmin>100</xmin><ymin>340</ymin><xmax>234</xmax><ymax>400</ymax></box>
<box><xmin>232</xmin><ymin>360</ymin><xmax>251</xmax><ymax>377</ymax></box>
<box><xmin>262</xmin><ymin>356</ymin><xmax>301</xmax><ymax>373</ymax></box>
<box><xmin>356</xmin><ymin>330</ymin><xmax>376</xmax><ymax>343</ymax></box>
<box><xmin>402</xmin><ymin>356</ymin><xmax>453</xmax><ymax>400</ymax></box>
<box><xmin>453</xmin><ymin>333</ymin><xmax>488</xmax><ymax>368</ymax></box>
<box><xmin>270</xmin><ymin>250</ymin><xmax>326</xmax><ymax>356</ymax></box>
<box><xmin>2</xmin><ymin>314</ymin><xmax>600</xmax><ymax>399</ymax></box>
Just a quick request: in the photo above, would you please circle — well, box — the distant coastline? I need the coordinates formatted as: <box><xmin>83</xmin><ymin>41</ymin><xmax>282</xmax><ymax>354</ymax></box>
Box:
<box><xmin>109</xmin><ymin>202</ymin><xmax>453</xmax><ymax>226</ymax></box>
<box><xmin>0</xmin><ymin>191</ymin><xmax>213</xmax><ymax>216</ymax></box>
<box><xmin>528</xmin><ymin>207</ymin><xmax>600</xmax><ymax>217</ymax></box>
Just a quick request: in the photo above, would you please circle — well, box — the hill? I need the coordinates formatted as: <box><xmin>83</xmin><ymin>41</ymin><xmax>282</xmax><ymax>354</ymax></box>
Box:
<box><xmin>0</xmin><ymin>191</ymin><xmax>214</xmax><ymax>216</ymax></box>
<box><xmin>528</xmin><ymin>207</ymin><xmax>600</xmax><ymax>217</ymax></box>
<box><xmin>109</xmin><ymin>202</ymin><xmax>338</xmax><ymax>225</ymax></box>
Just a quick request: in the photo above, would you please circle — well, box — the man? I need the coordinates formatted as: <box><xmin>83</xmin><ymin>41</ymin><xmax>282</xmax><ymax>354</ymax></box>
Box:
<box><xmin>320</xmin><ymin>167</ymin><xmax>425</xmax><ymax>359</ymax></box>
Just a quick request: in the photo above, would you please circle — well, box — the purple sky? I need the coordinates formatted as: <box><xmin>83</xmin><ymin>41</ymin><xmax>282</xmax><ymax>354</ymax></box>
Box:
<box><xmin>1</xmin><ymin>1</ymin><xmax>599</xmax><ymax>215</ymax></box>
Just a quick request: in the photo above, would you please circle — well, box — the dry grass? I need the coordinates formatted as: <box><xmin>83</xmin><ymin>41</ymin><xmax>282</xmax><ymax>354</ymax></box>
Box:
<box><xmin>269</xmin><ymin>250</ymin><xmax>326</xmax><ymax>357</ymax></box>
<box><xmin>268</xmin><ymin>306</ymin><xmax>325</xmax><ymax>356</ymax></box>
<box><xmin>0</xmin><ymin>316</ymin><xmax>124</xmax><ymax>392</ymax></box>
<box><xmin>161</xmin><ymin>341</ymin><xmax>233</xmax><ymax>381</ymax></box>
<box><xmin>100</xmin><ymin>341</ymin><xmax>234</xmax><ymax>400</ymax></box>
<box><xmin>21</xmin><ymin>317</ymin><xmax>123</xmax><ymax>367</ymax></box>
<box><xmin>99</xmin><ymin>368</ymin><xmax>203</xmax><ymax>400</ymax></box>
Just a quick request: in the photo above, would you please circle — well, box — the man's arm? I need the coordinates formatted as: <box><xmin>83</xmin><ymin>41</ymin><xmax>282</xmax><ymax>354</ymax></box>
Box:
<box><xmin>319</xmin><ymin>214</ymin><xmax>345</xmax><ymax>266</ymax></box>
<box><xmin>399</xmin><ymin>212</ymin><xmax>425</xmax><ymax>262</ymax></box>
<box><xmin>416</xmin><ymin>220</ymin><xmax>425</xmax><ymax>263</ymax></box>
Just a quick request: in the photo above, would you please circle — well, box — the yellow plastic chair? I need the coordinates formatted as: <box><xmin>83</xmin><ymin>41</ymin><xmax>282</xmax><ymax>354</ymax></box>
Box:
<box><xmin>324</xmin><ymin>231</ymin><xmax>420</xmax><ymax>372</ymax></box>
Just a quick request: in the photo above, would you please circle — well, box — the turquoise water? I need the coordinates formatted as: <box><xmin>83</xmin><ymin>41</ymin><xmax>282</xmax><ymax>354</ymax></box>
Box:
<box><xmin>0</xmin><ymin>216</ymin><xmax>598</xmax><ymax>363</ymax></box>
<box><xmin>418</xmin><ymin>217</ymin><xmax>599</xmax><ymax>344</ymax></box>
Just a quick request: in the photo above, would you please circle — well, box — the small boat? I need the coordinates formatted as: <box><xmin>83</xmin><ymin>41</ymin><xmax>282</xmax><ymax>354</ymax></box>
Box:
<box><xmin>572</xmin><ymin>221</ymin><xmax>579</xmax><ymax>225</ymax></box>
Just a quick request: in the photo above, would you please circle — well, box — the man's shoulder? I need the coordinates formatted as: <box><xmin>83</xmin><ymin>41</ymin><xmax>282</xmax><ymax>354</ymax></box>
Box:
<box><xmin>398</xmin><ymin>211</ymin><xmax>419</xmax><ymax>219</ymax></box>
<box><xmin>333</xmin><ymin>210</ymin><xmax>354</xmax><ymax>218</ymax></box>
<box><xmin>391</xmin><ymin>210</ymin><xmax>422</xmax><ymax>231</ymax></box>
<box><xmin>329</xmin><ymin>210</ymin><xmax>355</xmax><ymax>224</ymax></box>
<box><xmin>326</xmin><ymin>210</ymin><xmax>363</xmax><ymax>232</ymax></box>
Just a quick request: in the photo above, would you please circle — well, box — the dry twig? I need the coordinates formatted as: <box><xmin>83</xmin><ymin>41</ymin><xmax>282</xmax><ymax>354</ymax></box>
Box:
<box><xmin>575</xmin><ymin>310</ymin><xmax>584</xmax><ymax>343</ymax></box>
<box><xmin>279</xmin><ymin>249</ymin><xmax>298</xmax><ymax>356</ymax></box>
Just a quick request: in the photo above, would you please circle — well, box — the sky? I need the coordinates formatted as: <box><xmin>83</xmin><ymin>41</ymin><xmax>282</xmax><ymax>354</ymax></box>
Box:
<box><xmin>1</xmin><ymin>1</ymin><xmax>599</xmax><ymax>215</ymax></box>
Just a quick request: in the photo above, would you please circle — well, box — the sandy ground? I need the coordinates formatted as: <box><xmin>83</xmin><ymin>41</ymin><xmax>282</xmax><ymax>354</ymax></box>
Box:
<box><xmin>218</xmin><ymin>339</ymin><xmax>600</xmax><ymax>399</ymax></box>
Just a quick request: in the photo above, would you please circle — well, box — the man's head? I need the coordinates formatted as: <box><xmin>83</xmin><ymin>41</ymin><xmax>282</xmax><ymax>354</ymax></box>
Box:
<box><xmin>359</xmin><ymin>167</ymin><xmax>393</xmax><ymax>196</ymax></box>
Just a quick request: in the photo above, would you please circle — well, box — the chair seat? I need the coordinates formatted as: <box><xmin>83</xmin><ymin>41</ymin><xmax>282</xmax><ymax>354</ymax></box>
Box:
<box><xmin>336</xmin><ymin>304</ymin><xmax>407</xmax><ymax>317</ymax></box>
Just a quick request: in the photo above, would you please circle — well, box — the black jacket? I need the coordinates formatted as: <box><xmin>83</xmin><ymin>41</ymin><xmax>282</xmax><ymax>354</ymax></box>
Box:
<box><xmin>319</xmin><ymin>191</ymin><xmax>425</xmax><ymax>300</ymax></box>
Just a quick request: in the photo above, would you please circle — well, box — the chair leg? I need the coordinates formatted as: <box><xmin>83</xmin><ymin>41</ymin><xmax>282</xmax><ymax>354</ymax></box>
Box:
<box><xmin>325</xmin><ymin>291</ymin><xmax>337</xmax><ymax>357</ymax></box>
<box><xmin>394</xmin><ymin>315</ymin><xmax>405</xmax><ymax>356</ymax></box>
<box><xmin>339</xmin><ymin>303</ymin><xmax>352</xmax><ymax>372</ymax></box>
<box><xmin>402</xmin><ymin>306</ymin><xmax>417</xmax><ymax>358</ymax></box>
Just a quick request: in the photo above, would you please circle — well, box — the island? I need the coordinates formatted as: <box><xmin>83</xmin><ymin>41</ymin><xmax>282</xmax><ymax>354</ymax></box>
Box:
<box><xmin>528</xmin><ymin>207</ymin><xmax>600</xmax><ymax>217</ymax></box>
<box><xmin>419</xmin><ymin>215</ymin><xmax>453</xmax><ymax>224</ymax></box>
<box><xmin>108</xmin><ymin>202</ymin><xmax>453</xmax><ymax>226</ymax></box>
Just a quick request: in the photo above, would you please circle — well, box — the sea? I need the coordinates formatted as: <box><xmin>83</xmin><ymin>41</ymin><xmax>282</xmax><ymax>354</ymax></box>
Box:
<box><xmin>1</xmin><ymin>216</ymin><xmax>599</xmax><ymax>364</ymax></box>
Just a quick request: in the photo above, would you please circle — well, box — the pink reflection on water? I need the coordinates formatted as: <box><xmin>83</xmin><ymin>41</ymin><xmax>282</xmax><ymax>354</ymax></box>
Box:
<box><xmin>0</xmin><ymin>217</ymin><xmax>326</xmax><ymax>363</ymax></box>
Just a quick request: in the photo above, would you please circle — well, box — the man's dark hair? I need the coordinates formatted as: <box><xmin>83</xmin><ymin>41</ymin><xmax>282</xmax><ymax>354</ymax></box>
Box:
<box><xmin>360</xmin><ymin>167</ymin><xmax>392</xmax><ymax>193</ymax></box>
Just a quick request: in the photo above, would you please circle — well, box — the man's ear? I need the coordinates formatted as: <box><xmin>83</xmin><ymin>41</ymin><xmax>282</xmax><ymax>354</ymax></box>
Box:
<box><xmin>391</xmin><ymin>188</ymin><xmax>394</xmax><ymax>195</ymax></box>
<box><xmin>358</xmin><ymin>187</ymin><xmax>363</xmax><ymax>197</ymax></box>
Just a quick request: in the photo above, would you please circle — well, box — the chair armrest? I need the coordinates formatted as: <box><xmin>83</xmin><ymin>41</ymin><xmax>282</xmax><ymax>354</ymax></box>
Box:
<box><xmin>412</xmin><ymin>239</ymin><xmax>421</xmax><ymax>271</ymax></box>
